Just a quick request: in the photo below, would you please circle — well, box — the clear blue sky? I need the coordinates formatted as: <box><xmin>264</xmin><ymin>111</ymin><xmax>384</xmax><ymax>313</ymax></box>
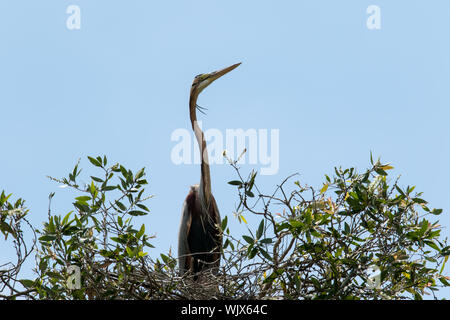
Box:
<box><xmin>1</xmin><ymin>0</ymin><xmax>449</xmax><ymax>298</ymax></box>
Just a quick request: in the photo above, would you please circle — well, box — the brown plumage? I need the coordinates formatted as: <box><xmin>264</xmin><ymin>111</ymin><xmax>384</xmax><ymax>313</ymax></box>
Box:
<box><xmin>178</xmin><ymin>63</ymin><xmax>241</xmax><ymax>279</ymax></box>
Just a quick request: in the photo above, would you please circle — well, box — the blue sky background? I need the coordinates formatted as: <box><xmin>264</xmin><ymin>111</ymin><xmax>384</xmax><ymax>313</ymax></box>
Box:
<box><xmin>1</xmin><ymin>0</ymin><xmax>449</xmax><ymax>298</ymax></box>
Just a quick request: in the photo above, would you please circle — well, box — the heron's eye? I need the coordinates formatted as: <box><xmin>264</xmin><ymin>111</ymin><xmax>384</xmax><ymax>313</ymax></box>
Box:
<box><xmin>195</xmin><ymin>74</ymin><xmax>210</xmax><ymax>81</ymax></box>
<box><xmin>192</xmin><ymin>74</ymin><xmax>208</xmax><ymax>86</ymax></box>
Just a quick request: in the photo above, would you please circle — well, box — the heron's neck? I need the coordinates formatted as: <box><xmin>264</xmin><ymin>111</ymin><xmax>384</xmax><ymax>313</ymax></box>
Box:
<box><xmin>190</xmin><ymin>92</ymin><xmax>212</xmax><ymax>207</ymax></box>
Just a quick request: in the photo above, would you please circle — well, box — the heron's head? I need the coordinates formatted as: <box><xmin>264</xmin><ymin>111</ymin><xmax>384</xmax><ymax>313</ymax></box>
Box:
<box><xmin>191</xmin><ymin>63</ymin><xmax>241</xmax><ymax>96</ymax></box>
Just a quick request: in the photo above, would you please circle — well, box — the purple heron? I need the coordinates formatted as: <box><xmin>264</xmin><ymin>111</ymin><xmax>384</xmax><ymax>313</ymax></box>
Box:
<box><xmin>178</xmin><ymin>63</ymin><xmax>241</xmax><ymax>279</ymax></box>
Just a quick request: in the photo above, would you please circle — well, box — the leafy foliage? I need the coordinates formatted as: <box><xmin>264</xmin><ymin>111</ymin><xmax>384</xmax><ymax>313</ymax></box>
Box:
<box><xmin>0</xmin><ymin>155</ymin><xmax>449</xmax><ymax>299</ymax></box>
<box><xmin>223</xmin><ymin>155</ymin><xmax>450</xmax><ymax>299</ymax></box>
<box><xmin>0</xmin><ymin>192</ymin><xmax>35</xmax><ymax>299</ymax></box>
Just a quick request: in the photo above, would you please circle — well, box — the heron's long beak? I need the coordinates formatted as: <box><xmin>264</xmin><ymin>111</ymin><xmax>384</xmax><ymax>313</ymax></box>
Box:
<box><xmin>208</xmin><ymin>62</ymin><xmax>241</xmax><ymax>83</ymax></box>
<box><xmin>193</xmin><ymin>62</ymin><xmax>241</xmax><ymax>98</ymax></box>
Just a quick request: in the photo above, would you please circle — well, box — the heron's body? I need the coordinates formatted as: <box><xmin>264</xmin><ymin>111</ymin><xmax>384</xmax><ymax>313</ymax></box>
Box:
<box><xmin>178</xmin><ymin>63</ymin><xmax>241</xmax><ymax>279</ymax></box>
<box><xmin>178</xmin><ymin>185</ymin><xmax>221</xmax><ymax>276</ymax></box>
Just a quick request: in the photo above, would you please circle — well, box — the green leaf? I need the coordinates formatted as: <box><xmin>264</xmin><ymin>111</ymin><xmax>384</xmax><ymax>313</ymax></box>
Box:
<box><xmin>310</xmin><ymin>277</ymin><xmax>321</xmax><ymax>289</ymax></box>
<box><xmin>75</xmin><ymin>196</ymin><xmax>91</xmax><ymax>202</ymax></box>
<box><xmin>19</xmin><ymin>279</ymin><xmax>35</xmax><ymax>289</ymax></box>
<box><xmin>263</xmin><ymin>269</ymin><xmax>284</xmax><ymax>284</ymax></box>
<box><xmin>90</xmin><ymin>181</ymin><xmax>97</xmax><ymax>197</ymax></box>
<box><xmin>160</xmin><ymin>253</ymin><xmax>169</xmax><ymax>264</ymax></box>
<box><xmin>320</xmin><ymin>183</ymin><xmax>329</xmax><ymax>194</ymax></box>
<box><xmin>424</xmin><ymin>240</ymin><xmax>440</xmax><ymax>251</ymax></box>
<box><xmin>73</xmin><ymin>202</ymin><xmax>90</xmax><ymax>214</ymax></box>
<box><xmin>431</xmin><ymin>208</ymin><xmax>443</xmax><ymax>215</ymax></box>
<box><xmin>62</xmin><ymin>225</ymin><xmax>78</xmax><ymax>235</ymax></box>
<box><xmin>248</xmin><ymin>247</ymin><xmax>258</xmax><ymax>259</ymax></box>
<box><xmin>419</xmin><ymin>219</ymin><xmax>429</xmax><ymax>236</ymax></box>
<box><xmin>111</xmin><ymin>236</ymin><xmax>126</xmax><ymax>244</ymax></box>
<box><xmin>243</xmin><ymin>235</ymin><xmax>254</xmax><ymax>244</ymax></box>
<box><xmin>115</xmin><ymin>201</ymin><xmax>127</xmax><ymax>211</ymax></box>
<box><xmin>39</xmin><ymin>259</ymin><xmax>48</xmax><ymax>272</ymax></box>
<box><xmin>406</xmin><ymin>185</ymin><xmax>416</xmax><ymax>194</ymax></box>
<box><xmin>248</xmin><ymin>170</ymin><xmax>257</xmax><ymax>190</ymax></box>
<box><xmin>120</xmin><ymin>166</ymin><xmax>129</xmax><ymax>179</ymax></box>
<box><xmin>46</xmin><ymin>271</ymin><xmax>65</xmax><ymax>280</ymax></box>
<box><xmin>135</xmin><ymin>168</ymin><xmax>145</xmax><ymax>180</ymax></box>
<box><xmin>344</xmin><ymin>222</ymin><xmax>350</xmax><ymax>234</ymax></box>
<box><xmin>221</xmin><ymin>216</ymin><xmax>228</xmax><ymax>231</ymax></box>
<box><xmin>87</xmin><ymin>156</ymin><xmax>102</xmax><ymax>167</ymax></box>
<box><xmin>136</xmin><ymin>224</ymin><xmax>145</xmax><ymax>239</ymax></box>
<box><xmin>61</xmin><ymin>211</ymin><xmax>72</xmax><ymax>226</ymax></box>
<box><xmin>259</xmin><ymin>238</ymin><xmax>273</xmax><ymax>244</ymax></box>
<box><xmin>138</xmin><ymin>251</ymin><xmax>148</xmax><ymax>257</ymax></box>
<box><xmin>128</xmin><ymin>210</ymin><xmax>147</xmax><ymax>216</ymax></box>
<box><xmin>375</xmin><ymin>168</ymin><xmax>387</xmax><ymax>176</ymax></box>
<box><xmin>136</xmin><ymin>204</ymin><xmax>150</xmax><ymax>212</ymax></box>
<box><xmin>228</xmin><ymin>180</ymin><xmax>242</xmax><ymax>186</ymax></box>
<box><xmin>126</xmin><ymin>246</ymin><xmax>134</xmax><ymax>257</ymax></box>
<box><xmin>395</xmin><ymin>185</ymin><xmax>406</xmax><ymax>197</ymax></box>
<box><xmin>256</xmin><ymin>220</ymin><xmax>264</xmax><ymax>240</ymax></box>
<box><xmin>413</xmin><ymin>198</ymin><xmax>427</xmax><ymax>205</ymax></box>
<box><xmin>102</xmin><ymin>185</ymin><xmax>117</xmax><ymax>191</ymax></box>
<box><xmin>259</xmin><ymin>248</ymin><xmax>272</xmax><ymax>261</ymax></box>
<box><xmin>0</xmin><ymin>221</ymin><xmax>14</xmax><ymax>236</ymax></box>
<box><xmin>39</xmin><ymin>235</ymin><xmax>57</xmax><ymax>242</ymax></box>
<box><xmin>439</xmin><ymin>276</ymin><xmax>450</xmax><ymax>286</ymax></box>
<box><xmin>223</xmin><ymin>238</ymin><xmax>231</xmax><ymax>249</ymax></box>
